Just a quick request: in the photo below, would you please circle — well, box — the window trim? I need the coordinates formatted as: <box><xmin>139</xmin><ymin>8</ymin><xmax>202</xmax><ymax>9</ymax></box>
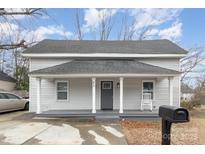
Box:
<box><xmin>55</xmin><ymin>80</ymin><xmax>69</xmax><ymax>102</ymax></box>
<box><xmin>142</xmin><ymin>80</ymin><xmax>155</xmax><ymax>100</ymax></box>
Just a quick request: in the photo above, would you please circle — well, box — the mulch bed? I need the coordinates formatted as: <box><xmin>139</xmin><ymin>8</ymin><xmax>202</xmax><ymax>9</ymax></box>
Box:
<box><xmin>120</xmin><ymin>120</ymin><xmax>161</xmax><ymax>144</ymax></box>
<box><xmin>120</xmin><ymin>118</ymin><xmax>201</xmax><ymax>145</ymax></box>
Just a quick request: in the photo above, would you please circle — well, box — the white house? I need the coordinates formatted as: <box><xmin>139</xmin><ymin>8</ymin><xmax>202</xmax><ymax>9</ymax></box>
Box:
<box><xmin>0</xmin><ymin>71</ymin><xmax>16</xmax><ymax>91</ymax></box>
<box><xmin>22</xmin><ymin>39</ymin><xmax>187</xmax><ymax>115</ymax></box>
<box><xmin>181</xmin><ymin>84</ymin><xmax>194</xmax><ymax>101</ymax></box>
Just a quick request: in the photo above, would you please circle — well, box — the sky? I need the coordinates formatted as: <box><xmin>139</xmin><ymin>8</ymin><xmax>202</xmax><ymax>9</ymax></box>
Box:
<box><xmin>42</xmin><ymin>8</ymin><xmax>204</xmax><ymax>50</ymax></box>
<box><xmin>1</xmin><ymin>8</ymin><xmax>204</xmax><ymax>50</ymax></box>
<box><xmin>26</xmin><ymin>9</ymin><xmax>205</xmax><ymax>50</ymax></box>
<box><xmin>1</xmin><ymin>8</ymin><xmax>205</xmax><ymax>80</ymax></box>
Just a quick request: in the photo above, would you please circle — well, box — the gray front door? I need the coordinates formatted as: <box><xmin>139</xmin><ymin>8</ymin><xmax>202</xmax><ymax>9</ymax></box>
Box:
<box><xmin>101</xmin><ymin>81</ymin><xmax>113</xmax><ymax>110</ymax></box>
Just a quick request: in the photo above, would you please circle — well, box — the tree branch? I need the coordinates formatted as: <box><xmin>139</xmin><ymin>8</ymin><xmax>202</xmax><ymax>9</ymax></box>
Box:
<box><xmin>0</xmin><ymin>40</ymin><xmax>37</xmax><ymax>50</ymax></box>
<box><xmin>0</xmin><ymin>8</ymin><xmax>43</xmax><ymax>16</ymax></box>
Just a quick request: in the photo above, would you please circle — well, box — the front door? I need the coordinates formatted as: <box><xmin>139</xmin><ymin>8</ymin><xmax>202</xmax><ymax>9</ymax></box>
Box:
<box><xmin>101</xmin><ymin>81</ymin><xmax>113</xmax><ymax>110</ymax></box>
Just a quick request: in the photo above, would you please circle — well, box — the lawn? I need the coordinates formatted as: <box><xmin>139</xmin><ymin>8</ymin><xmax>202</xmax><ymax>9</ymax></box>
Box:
<box><xmin>120</xmin><ymin>108</ymin><xmax>205</xmax><ymax>145</ymax></box>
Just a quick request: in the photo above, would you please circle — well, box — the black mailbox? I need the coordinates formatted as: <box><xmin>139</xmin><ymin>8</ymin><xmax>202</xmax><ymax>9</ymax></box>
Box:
<box><xmin>158</xmin><ymin>105</ymin><xmax>189</xmax><ymax>145</ymax></box>
<box><xmin>159</xmin><ymin>105</ymin><xmax>189</xmax><ymax>123</ymax></box>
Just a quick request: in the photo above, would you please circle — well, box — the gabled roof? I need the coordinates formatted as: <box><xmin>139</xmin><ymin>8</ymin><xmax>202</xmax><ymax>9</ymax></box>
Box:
<box><xmin>0</xmin><ymin>71</ymin><xmax>16</xmax><ymax>83</ymax></box>
<box><xmin>23</xmin><ymin>39</ymin><xmax>187</xmax><ymax>55</ymax></box>
<box><xmin>29</xmin><ymin>60</ymin><xmax>180</xmax><ymax>76</ymax></box>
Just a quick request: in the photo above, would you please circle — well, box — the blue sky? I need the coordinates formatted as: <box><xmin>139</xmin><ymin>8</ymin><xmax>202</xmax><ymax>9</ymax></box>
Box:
<box><xmin>1</xmin><ymin>8</ymin><xmax>205</xmax><ymax>81</ymax></box>
<box><xmin>1</xmin><ymin>8</ymin><xmax>205</xmax><ymax>54</ymax></box>
<box><xmin>180</xmin><ymin>9</ymin><xmax>205</xmax><ymax>49</ymax></box>
<box><xmin>17</xmin><ymin>8</ymin><xmax>204</xmax><ymax>50</ymax></box>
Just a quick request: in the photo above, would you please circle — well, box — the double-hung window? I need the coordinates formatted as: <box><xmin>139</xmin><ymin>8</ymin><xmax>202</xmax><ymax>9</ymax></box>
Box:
<box><xmin>142</xmin><ymin>81</ymin><xmax>154</xmax><ymax>100</ymax></box>
<box><xmin>56</xmin><ymin>81</ymin><xmax>68</xmax><ymax>101</ymax></box>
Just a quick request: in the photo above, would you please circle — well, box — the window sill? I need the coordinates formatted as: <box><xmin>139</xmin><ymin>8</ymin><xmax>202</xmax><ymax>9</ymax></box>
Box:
<box><xmin>56</xmin><ymin>100</ymin><xmax>69</xmax><ymax>103</ymax></box>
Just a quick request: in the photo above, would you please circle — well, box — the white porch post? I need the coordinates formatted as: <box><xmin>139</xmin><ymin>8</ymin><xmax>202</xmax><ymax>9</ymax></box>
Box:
<box><xmin>92</xmin><ymin>78</ymin><xmax>96</xmax><ymax>113</ymax></box>
<box><xmin>36</xmin><ymin>77</ymin><xmax>41</xmax><ymax>114</ymax></box>
<box><xmin>119</xmin><ymin>77</ymin><xmax>124</xmax><ymax>113</ymax></box>
<box><xmin>168</xmin><ymin>77</ymin><xmax>174</xmax><ymax>106</ymax></box>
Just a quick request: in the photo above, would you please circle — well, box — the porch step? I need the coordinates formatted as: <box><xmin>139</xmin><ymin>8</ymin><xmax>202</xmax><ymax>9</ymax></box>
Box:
<box><xmin>95</xmin><ymin>115</ymin><xmax>120</xmax><ymax>120</ymax></box>
<box><xmin>120</xmin><ymin>114</ymin><xmax>159</xmax><ymax>119</ymax></box>
<box><xmin>36</xmin><ymin>113</ymin><xmax>95</xmax><ymax>118</ymax></box>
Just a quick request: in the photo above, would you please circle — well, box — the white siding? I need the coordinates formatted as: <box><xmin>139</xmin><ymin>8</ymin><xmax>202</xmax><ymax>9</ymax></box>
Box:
<box><xmin>139</xmin><ymin>58</ymin><xmax>180</xmax><ymax>71</ymax></box>
<box><xmin>29</xmin><ymin>58</ymin><xmax>72</xmax><ymax>112</ymax></box>
<box><xmin>29</xmin><ymin>57</ymin><xmax>181</xmax><ymax>112</ymax></box>
<box><xmin>29</xmin><ymin>77</ymin><xmax>180</xmax><ymax>112</ymax></box>
<box><xmin>139</xmin><ymin>58</ymin><xmax>180</xmax><ymax>107</ymax></box>
<box><xmin>30</xmin><ymin>58</ymin><xmax>71</xmax><ymax>71</ymax></box>
<box><xmin>30</xmin><ymin>78</ymin><xmax>92</xmax><ymax>112</ymax></box>
<box><xmin>29</xmin><ymin>77</ymin><xmax>37</xmax><ymax>112</ymax></box>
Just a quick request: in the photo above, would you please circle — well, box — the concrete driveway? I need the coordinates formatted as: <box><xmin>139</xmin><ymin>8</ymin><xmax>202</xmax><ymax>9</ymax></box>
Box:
<box><xmin>0</xmin><ymin>111</ymin><xmax>127</xmax><ymax>145</ymax></box>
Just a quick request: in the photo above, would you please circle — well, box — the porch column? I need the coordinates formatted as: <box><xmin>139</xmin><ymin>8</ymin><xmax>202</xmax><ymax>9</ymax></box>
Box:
<box><xmin>36</xmin><ymin>77</ymin><xmax>41</xmax><ymax>114</ymax></box>
<box><xmin>119</xmin><ymin>77</ymin><xmax>124</xmax><ymax>113</ymax></box>
<box><xmin>168</xmin><ymin>77</ymin><xmax>174</xmax><ymax>106</ymax></box>
<box><xmin>92</xmin><ymin>78</ymin><xmax>96</xmax><ymax>113</ymax></box>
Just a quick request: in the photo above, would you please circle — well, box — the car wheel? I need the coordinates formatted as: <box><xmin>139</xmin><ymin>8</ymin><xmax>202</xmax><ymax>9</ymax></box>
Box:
<box><xmin>24</xmin><ymin>102</ymin><xmax>29</xmax><ymax>110</ymax></box>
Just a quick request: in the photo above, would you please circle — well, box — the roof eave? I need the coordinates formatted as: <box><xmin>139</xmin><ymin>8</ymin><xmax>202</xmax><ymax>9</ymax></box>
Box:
<box><xmin>29</xmin><ymin>73</ymin><xmax>180</xmax><ymax>78</ymax></box>
<box><xmin>22</xmin><ymin>53</ymin><xmax>187</xmax><ymax>58</ymax></box>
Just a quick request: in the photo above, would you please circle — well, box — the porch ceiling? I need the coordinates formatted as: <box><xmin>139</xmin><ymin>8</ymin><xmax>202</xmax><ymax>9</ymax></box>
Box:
<box><xmin>29</xmin><ymin>60</ymin><xmax>180</xmax><ymax>77</ymax></box>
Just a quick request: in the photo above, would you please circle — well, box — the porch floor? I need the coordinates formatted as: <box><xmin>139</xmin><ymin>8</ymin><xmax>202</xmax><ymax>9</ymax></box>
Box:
<box><xmin>37</xmin><ymin>110</ymin><xmax>159</xmax><ymax>119</ymax></box>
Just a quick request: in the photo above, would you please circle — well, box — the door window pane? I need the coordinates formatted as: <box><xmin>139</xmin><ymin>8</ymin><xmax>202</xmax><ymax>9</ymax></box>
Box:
<box><xmin>143</xmin><ymin>82</ymin><xmax>154</xmax><ymax>99</ymax></box>
<box><xmin>102</xmin><ymin>82</ymin><xmax>112</xmax><ymax>89</ymax></box>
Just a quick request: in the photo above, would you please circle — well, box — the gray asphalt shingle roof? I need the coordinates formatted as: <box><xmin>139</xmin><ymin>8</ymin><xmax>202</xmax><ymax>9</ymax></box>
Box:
<box><xmin>0</xmin><ymin>71</ymin><xmax>16</xmax><ymax>82</ymax></box>
<box><xmin>23</xmin><ymin>39</ymin><xmax>187</xmax><ymax>55</ymax></box>
<box><xmin>29</xmin><ymin>60</ymin><xmax>180</xmax><ymax>75</ymax></box>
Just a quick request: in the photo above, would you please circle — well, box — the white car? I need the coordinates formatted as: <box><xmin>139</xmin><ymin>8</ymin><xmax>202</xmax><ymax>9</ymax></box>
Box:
<box><xmin>0</xmin><ymin>92</ymin><xmax>29</xmax><ymax>113</ymax></box>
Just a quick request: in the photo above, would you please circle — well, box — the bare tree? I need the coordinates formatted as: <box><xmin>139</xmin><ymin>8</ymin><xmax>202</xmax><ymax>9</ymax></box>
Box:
<box><xmin>0</xmin><ymin>8</ymin><xmax>46</xmax><ymax>90</ymax></box>
<box><xmin>0</xmin><ymin>8</ymin><xmax>44</xmax><ymax>50</ymax></box>
<box><xmin>117</xmin><ymin>14</ymin><xmax>152</xmax><ymax>40</ymax></box>
<box><xmin>180</xmin><ymin>46</ymin><xmax>205</xmax><ymax>83</ymax></box>
<box><xmin>98</xmin><ymin>11</ymin><xmax>114</xmax><ymax>40</ymax></box>
<box><xmin>0</xmin><ymin>8</ymin><xmax>43</xmax><ymax>16</ymax></box>
<box><xmin>74</xmin><ymin>9</ymin><xmax>84</xmax><ymax>40</ymax></box>
<box><xmin>117</xmin><ymin>14</ymin><xmax>133</xmax><ymax>40</ymax></box>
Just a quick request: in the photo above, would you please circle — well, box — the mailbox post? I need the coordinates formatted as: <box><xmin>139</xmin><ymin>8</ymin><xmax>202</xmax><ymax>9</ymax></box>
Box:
<box><xmin>159</xmin><ymin>105</ymin><xmax>189</xmax><ymax>145</ymax></box>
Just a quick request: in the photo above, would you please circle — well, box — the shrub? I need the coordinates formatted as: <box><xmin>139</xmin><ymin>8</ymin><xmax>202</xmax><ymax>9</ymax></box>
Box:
<box><xmin>181</xmin><ymin>97</ymin><xmax>201</xmax><ymax>110</ymax></box>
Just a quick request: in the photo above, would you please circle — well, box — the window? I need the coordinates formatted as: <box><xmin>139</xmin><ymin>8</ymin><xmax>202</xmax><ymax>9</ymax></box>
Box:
<box><xmin>5</xmin><ymin>93</ymin><xmax>20</xmax><ymax>99</ymax></box>
<box><xmin>56</xmin><ymin>81</ymin><xmax>68</xmax><ymax>101</ymax></box>
<box><xmin>102</xmin><ymin>82</ymin><xmax>112</xmax><ymax>89</ymax></box>
<box><xmin>142</xmin><ymin>81</ymin><xmax>154</xmax><ymax>100</ymax></box>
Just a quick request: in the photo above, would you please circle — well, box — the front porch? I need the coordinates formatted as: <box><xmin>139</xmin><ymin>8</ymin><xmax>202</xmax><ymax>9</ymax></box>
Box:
<box><xmin>33</xmin><ymin>76</ymin><xmax>176</xmax><ymax>114</ymax></box>
<box><xmin>29</xmin><ymin>60</ymin><xmax>180</xmax><ymax>114</ymax></box>
<box><xmin>37</xmin><ymin>109</ymin><xmax>159</xmax><ymax>119</ymax></box>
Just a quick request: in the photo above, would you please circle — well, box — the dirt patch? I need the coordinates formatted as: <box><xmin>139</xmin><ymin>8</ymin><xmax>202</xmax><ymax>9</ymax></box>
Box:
<box><xmin>121</xmin><ymin>120</ymin><xmax>161</xmax><ymax>144</ymax></box>
<box><xmin>121</xmin><ymin>112</ymin><xmax>205</xmax><ymax>145</ymax></box>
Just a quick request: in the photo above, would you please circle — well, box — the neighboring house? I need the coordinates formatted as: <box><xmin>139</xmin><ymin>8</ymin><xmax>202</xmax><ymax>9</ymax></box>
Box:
<box><xmin>22</xmin><ymin>39</ymin><xmax>187</xmax><ymax>114</ymax></box>
<box><xmin>199</xmin><ymin>93</ymin><xmax>205</xmax><ymax>109</ymax></box>
<box><xmin>181</xmin><ymin>84</ymin><xmax>194</xmax><ymax>101</ymax></box>
<box><xmin>0</xmin><ymin>71</ymin><xmax>16</xmax><ymax>91</ymax></box>
<box><xmin>197</xmin><ymin>87</ymin><xmax>205</xmax><ymax>109</ymax></box>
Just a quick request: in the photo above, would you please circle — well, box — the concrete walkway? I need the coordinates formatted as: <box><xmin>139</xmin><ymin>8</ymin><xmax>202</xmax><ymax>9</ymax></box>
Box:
<box><xmin>0</xmin><ymin>111</ymin><xmax>127</xmax><ymax>145</ymax></box>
